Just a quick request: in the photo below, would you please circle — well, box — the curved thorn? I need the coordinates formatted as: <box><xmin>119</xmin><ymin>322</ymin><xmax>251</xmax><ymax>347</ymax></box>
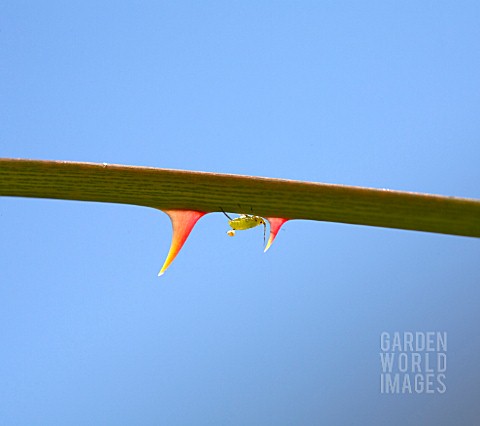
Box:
<box><xmin>158</xmin><ymin>209</ymin><xmax>206</xmax><ymax>276</ymax></box>
<box><xmin>264</xmin><ymin>217</ymin><xmax>289</xmax><ymax>252</ymax></box>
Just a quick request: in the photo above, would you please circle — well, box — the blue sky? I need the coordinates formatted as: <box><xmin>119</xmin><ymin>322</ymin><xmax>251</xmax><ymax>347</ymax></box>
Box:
<box><xmin>1</xmin><ymin>2</ymin><xmax>479</xmax><ymax>425</ymax></box>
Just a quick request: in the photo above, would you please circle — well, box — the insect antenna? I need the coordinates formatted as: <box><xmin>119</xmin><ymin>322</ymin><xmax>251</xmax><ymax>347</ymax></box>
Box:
<box><xmin>220</xmin><ymin>207</ymin><xmax>233</xmax><ymax>221</ymax></box>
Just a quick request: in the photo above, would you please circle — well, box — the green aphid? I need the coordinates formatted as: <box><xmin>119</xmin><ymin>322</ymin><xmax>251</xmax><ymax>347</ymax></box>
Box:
<box><xmin>221</xmin><ymin>208</ymin><xmax>266</xmax><ymax>245</ymax></box>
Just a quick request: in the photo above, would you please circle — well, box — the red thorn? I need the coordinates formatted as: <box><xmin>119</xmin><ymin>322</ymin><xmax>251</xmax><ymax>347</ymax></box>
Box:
<box><xmin>158</xmin><ymin>210</ymin><xmax>206</xmax><ymax>276</ymax></box>
<box><xmin>264</xmin><ymin>217</ymin><xmax>289</xmax><ymax>252</ymax></box>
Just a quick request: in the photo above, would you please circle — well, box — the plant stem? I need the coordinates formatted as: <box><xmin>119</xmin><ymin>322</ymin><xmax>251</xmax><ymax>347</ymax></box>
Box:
<box><xmin>1</xmin><ymin>158</ymin><xmax>479</xmax><ymax>238</ymax></box>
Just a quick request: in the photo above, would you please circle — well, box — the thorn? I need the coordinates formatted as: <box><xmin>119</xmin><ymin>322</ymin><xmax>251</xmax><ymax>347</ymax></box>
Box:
<box><xmin>158</xmin><ymin>209</ymin><xmax>206</xmax><ymax>276</ymax></box>
<box><xmin>264</xmin><ymin>217</ymin><xmax>289</xmax><ymax>252</ymax></box>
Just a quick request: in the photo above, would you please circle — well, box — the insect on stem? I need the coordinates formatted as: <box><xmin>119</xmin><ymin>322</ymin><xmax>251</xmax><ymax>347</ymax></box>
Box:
<box><xmin>221</xmin><ymin>207</ymin><xmax>267</xmax><ymax>246</ymax></box>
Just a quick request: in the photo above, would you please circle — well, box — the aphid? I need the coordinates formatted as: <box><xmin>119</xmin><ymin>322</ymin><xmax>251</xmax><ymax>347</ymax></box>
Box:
<box><xmin>221</xmin><ymin>208</ymin><xmax>266</xmax><ymax>245</ymax></box>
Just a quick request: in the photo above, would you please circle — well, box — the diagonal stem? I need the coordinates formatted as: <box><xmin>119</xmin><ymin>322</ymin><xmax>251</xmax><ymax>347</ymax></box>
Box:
<box><xmin>1</xmin><ymin>158</ymin><xmax>479</xmax><ymax>238</ymax></box>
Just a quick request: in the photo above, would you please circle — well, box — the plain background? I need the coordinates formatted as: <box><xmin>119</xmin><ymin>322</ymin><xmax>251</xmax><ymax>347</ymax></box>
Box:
<box><xmin>1</xmin><ymin>2</ymin><xmax>479</xmax><ymax>425</ymax></box>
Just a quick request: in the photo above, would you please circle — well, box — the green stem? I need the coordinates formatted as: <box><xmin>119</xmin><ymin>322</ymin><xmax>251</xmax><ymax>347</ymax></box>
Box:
<box><xmin>1</xmin><ymin>158</ymin><xmax>479</xmax><ymax>238</ymax></box>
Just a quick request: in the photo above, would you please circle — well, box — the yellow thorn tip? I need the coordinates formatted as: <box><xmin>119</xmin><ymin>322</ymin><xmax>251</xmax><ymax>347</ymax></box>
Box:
<box><xmin>264</xmin><ymin>217</ymin><xmax>289</xmax><ymax>253</ymax></box>
<box><xmin>157</xmin><ymin>209</ymin><xmax>206</xmax><ymax>276</ymax></box>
